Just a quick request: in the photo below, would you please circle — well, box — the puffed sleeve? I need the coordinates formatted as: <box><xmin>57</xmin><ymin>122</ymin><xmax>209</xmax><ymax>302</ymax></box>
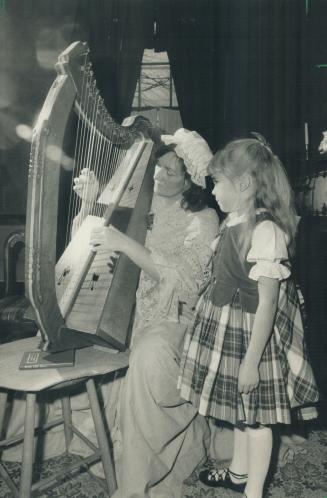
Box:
<box><xmin>247</xmin><ymin>220</ymin><xmax>291</xmax><ymax>281</ymax></box>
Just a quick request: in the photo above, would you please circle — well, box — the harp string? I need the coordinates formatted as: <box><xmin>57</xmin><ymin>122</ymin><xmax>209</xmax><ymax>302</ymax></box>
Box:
<box><xmin>96</xmin><ymin>136</ymin><xmax>109</xmax><ymax>218</ymax></box>
<box><xmin>77</xmin><ymin>67</ymin><xmax>97</xmax><ymax>224</ymax></box>
<box><xmin>66</xmin><ymin>52</ymin><xmax>89</xmax><ymax>245</ymax></box>
<box><xmin>85</xmin><ymin>76</ymin><xmax>98</xmax><ymax>189</ymax></box>
<box><xmin>94</xmin><ymin>98</ymin><xmax>108</xmax><ymax>219</ymax></box>
<box><xmin>94</xmin><ymin>96</ymin><xmax>108</xmax><ymax>218</ymax></box>
<box><xmin>77</xmin><ymin>59</ymin><xmax>92</xmax><ymax>220</ymax></box>
<box><xmin>75</xmin><ymin>60</ymin><xmax>90</xmax><ymax>214</ymax></box>
<box><xmin>71</xmin><ymin>60</ymin><xmax>92</xmax><ymax>235</ymax></box>
<box><xmin>66</xmin><ymin>58</ymin><xmax>92</xmax><ymax>245</ymax></box>
<box><xmin>64</xmin><ymin>50</ymin><xmax>134</xmax><ymax>255</ymax></box>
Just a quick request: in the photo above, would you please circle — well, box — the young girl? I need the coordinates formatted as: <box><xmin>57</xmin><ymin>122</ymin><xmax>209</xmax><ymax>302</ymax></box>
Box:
<box><xmin>178</xmin><ymin>136</ymin><xmax>319</xmax><ymax>498</ymax></box>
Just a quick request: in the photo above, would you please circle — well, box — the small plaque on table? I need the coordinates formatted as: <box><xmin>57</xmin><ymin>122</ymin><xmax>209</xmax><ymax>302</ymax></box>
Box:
<box><xmin>19</xmin><ymin>350</ymin><xmax>75</xmax><ymax>370</ymax></box>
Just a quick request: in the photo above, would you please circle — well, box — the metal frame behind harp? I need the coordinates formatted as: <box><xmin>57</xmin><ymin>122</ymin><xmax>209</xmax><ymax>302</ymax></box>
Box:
<box><xmin>25</xmin><ymin>41</ymin><xmax>155</xmax><ymax>352</ymax></box>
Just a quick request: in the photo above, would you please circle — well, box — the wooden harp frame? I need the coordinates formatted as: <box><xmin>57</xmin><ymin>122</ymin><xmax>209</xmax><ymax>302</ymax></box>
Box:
<box><xmin>25</xmin><ymin>41</ymin><xmax>156</xmax><ymax>352</ymax></box>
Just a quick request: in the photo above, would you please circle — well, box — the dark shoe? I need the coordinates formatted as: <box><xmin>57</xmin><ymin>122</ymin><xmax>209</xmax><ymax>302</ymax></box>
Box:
<box><xmin>199</xmin><ymin>467</ymin><xmax>247</xmax><ymax>492</ymax></box>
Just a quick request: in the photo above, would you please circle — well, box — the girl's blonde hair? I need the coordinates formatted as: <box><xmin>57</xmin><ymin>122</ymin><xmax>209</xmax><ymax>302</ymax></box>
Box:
<box><xmin>209</xmin><ymin>137</ymin><xmax>298</xmax><ymax>256</ymax></box>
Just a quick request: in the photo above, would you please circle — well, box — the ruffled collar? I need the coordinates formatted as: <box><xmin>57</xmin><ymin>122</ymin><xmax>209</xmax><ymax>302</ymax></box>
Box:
<box><xmin>151</xmin><ymin>194</ymin><xmax>182</xmax><ymax>213</ymax></box>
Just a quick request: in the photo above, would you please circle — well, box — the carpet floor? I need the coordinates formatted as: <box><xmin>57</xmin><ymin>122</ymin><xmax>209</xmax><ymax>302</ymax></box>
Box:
<box><xmin>1</xmin><ymin>427</ymin><xmax>327</xmax><ymax>498</ymax></box>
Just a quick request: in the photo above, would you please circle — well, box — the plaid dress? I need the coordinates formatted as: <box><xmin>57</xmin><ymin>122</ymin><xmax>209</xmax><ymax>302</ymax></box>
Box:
<box><xmin>178</xmin><ymin>221</ymin><xmax>319</xmax><ymax>426</ymax></box>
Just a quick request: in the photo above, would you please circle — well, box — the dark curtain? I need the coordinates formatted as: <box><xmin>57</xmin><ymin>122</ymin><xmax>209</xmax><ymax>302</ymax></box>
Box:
<box><xmin>74</xmin><ymin>0</ymin><xmax>152</xmax><ymax>123</ymax></box>
<box><xmin>0</xmin><ymin>0</ymin><xmax>80</xmax><ymax>215</ymax></box>
<box><xmin>222</xmin><ymin>0</ymin><xmax>306</xmax><ymax>178</ymax></box>
<box><xmin>156</xmin><ymin>0</ymin><xmax>222</xmax><ymax>151</ymax></box>
<box><xmin>73</xmin><ymin>0</ymin><xmax>306</xmax><ymax>174</ymax></box>
<box><xmin>0</xmin><ymin>0</ymin><xmax>309</xmax><ymax>216</ymax></box>
<box><xmin>307</xmin><ymin>0</ymin><xmax>327</xmax><ymax>163</ymax></box>
<box><xmin>164</xmin><ymin>0</ymin><xmax>305</xmax><ymax>179</ymax></box>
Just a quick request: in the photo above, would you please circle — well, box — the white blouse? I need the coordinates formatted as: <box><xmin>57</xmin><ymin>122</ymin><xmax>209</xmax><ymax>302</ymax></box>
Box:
<box><xmin>247</xmin><ymin>220</ymin><xmax>291</xmax><ymax>281</ymax></box>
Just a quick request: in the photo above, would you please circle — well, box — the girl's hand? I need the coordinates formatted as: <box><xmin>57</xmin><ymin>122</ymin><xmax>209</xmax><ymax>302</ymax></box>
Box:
<box><xmin>90</xmin><ymin>226</ymin><xmax>127</xmax><ymax>253</ymax></box>
<box><xmin>238</xmin><ymin>360</ymin><xmax>259</xmax><ymax>394</ymax></box>
<box><xmin>73</xmin><ymin>168</ymin><xmax>99</xmax><ymax>204</ymax></box>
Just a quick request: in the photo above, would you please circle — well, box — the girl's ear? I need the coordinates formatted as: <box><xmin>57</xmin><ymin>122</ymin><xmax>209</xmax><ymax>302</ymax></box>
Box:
<box><xmin>239</xmin><ymin>173</ymin><xmax>252</xmax><ymax>193</ymax></box>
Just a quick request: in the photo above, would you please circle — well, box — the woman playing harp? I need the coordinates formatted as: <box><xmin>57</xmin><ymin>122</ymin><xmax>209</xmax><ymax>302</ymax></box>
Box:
<box><xmin>2</xmin><ymin>40</ymin><xmax>157</xmax><ymax>456</ymax></box>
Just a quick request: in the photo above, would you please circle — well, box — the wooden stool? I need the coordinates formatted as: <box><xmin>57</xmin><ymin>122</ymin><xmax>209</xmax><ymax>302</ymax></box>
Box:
<box><xmin>0</xmin><ymin>337</ymin><xmax>129</xmax><ymax>498</ymax></box>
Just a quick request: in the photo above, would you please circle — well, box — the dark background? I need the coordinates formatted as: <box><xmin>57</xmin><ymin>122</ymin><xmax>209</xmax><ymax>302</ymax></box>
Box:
<box><xmin>1</xmin><ymin>0</ymin><xmax>322</xmax><ymax>215</ymax></box>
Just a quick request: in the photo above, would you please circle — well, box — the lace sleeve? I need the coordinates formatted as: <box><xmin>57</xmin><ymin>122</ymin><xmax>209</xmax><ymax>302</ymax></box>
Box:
<box><xmin>152</xmin><ymin>208</ymin><xmax>219</xmax><ymax>314</ymax></box>
<box><xmin>181</xmin><ymin>209</ymin><xmax>219</xmax><ymax>288</ymax></box>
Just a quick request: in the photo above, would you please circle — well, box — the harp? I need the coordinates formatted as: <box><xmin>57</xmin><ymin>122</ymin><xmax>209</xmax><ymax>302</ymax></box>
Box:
<box><xmin>25</xmin><ymin>41</ymin><xmax>156</xmax><ymax>352</ymax></box>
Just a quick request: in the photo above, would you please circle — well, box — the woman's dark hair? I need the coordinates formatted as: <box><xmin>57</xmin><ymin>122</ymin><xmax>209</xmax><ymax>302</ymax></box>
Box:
<box><xmin>155</xmin><ymin>143</ymin><xmax>208</xmax><ymax>212</ymax></box>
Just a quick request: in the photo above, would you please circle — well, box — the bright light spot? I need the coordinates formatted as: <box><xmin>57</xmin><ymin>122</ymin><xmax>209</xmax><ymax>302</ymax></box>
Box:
<box><xmin>46</xmin><ymin>144</ymin><xmax>62</xmax><ymax>162</ymax></box>
<box><xmin>62</xmin><ymin>154</ymin><xmax>74</xmax><ymax>171</ymax></box>
<box><xmin>16</xmin><ymin>124</ymin><xmax>33</xmax><ymax>142</ymax></box>
<box><xmin>46</xmin><ymin>144</ymin><xmax>74</xmax><ymax>170</ymax></box>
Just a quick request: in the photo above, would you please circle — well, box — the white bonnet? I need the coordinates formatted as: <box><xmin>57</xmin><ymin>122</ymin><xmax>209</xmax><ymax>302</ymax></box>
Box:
<box><xmin>161</xmin><ymin>128</ymin><xmax>213</xmax><ymax>188</ymax></box>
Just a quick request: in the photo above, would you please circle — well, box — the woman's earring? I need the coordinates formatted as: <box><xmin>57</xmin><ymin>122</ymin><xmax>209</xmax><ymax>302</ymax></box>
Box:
<box><xmin>184</xmin><ymin>178</ymin><xmax>191</xmax><ymax>190</ymax></box>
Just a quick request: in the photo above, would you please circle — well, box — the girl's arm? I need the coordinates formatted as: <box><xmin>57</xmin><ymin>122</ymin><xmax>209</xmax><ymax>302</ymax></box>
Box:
<box><xmin>90</xmin><ymin>226</ymin><xmax>160</xmax><ymax>282</ymax></box>
<box><xmin>238</xmin><ymin>276</ymin><xmax>280</xmax><ymax>394</ymax></box>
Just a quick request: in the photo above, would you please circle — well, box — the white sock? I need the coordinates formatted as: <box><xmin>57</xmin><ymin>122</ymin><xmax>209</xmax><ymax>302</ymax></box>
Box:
<box><xmin>245</xmin><ymin>425</ymin><xmax>273</xmax><ymax>498</ymax></box>
<box><xmin>229</xmin><ymin>424</ymin><xmax>248</xmax><ymax>481</ymax></box>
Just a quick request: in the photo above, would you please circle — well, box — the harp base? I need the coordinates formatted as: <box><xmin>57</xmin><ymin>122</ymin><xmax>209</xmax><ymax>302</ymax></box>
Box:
<box><xmin>38</xmin><ymin>327</ymin><xmax>123</xmax><ymax>353</ymax></box>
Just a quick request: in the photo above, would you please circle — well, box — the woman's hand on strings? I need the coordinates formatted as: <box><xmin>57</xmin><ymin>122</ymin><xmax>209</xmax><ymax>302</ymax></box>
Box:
<box><xmin>238</xmin><ymin>359</ymin><xmax>259</xmax><ymax>394</ymax></box>
<box><xmin>73</xmin><ymin>168</ymin><xmax>99</xmax><ymax>205</ymax></box>
<box><xmin>90</xmin><ymin>226</ymin><xmax>127</xmax><ymax>253</ymax></box>
<box><xmin>91</xmin><ymin>226</ymin><xmax>159</xmax><ymax>280</ymax></box>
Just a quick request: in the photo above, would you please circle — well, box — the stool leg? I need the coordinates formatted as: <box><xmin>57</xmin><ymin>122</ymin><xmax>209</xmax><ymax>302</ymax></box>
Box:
<box><xmin>61</xmin><ymin>396</ymin><xmax>73</xmax><ymax>453</ymax></box>
<box><xmin>0</xmin><ymin>391</ymin><xmax>8</xmax><ymax>440</ymax></box>
<box><xmin>19</xmin><ymin>393</ymin><xmax>36</xmax><ymax>498</ymax></box>
<box><xmin>86</xmin><ymin>378</ymin><xmax>117</xmax><ymax>496</ymax></box>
